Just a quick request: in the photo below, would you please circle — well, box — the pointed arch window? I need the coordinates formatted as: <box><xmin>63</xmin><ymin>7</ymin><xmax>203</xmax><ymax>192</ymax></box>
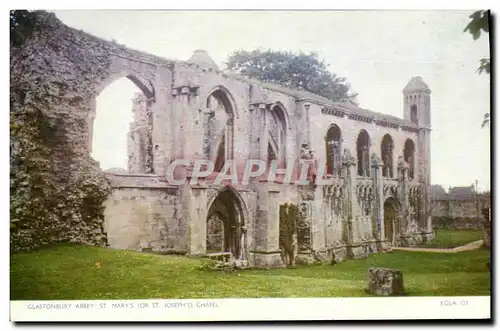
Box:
<box><xmin>267</xmin><ymin>105</ymin><xmax>287</xmax><ymax>168</ymax></box>
<box><xmin>325</xmin><ymin>124</ymin><xmax>342</xmax><ymax>176</ymax></box>
<box><xmin>204</xmin><ymin>89</ymin><xmax>235</xmax><ymax>172</ymax></box>
<box><xmin>381</xmin><ymin>134</ymin><xmax>394</xmax><ymax>178</ymax></box>
<box><xmin>356</xmin><ymin>130</ymin><xmax>371</xmax><ymax>177</ymax></box>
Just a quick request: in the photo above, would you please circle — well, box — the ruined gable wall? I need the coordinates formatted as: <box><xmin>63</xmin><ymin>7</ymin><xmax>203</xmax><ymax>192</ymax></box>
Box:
<box><xmin>10</xmin><ymin>11</ymin><xmax>176</xmax><ymax>250</ymax></box>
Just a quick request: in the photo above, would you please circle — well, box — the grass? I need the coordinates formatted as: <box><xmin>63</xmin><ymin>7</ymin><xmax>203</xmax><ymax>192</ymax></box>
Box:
<box><xmin>10</xmin><ymin>244</ymin><xmax>490</xmax><ymax>300</ymax></box>
<box><xmin>423</xmin><ymin>229</ymin><xmax>484</xmax><ymax>248</ymax></box>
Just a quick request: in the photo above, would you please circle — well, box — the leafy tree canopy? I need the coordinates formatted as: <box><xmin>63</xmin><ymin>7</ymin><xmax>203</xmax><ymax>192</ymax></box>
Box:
<box><xmin>464</xmin><ymin>10</ymin><xmax>490</xmax><ymax>75</ymax></box>
<box><xmin>10</xmin><ymin>10</ymin><xmax>38</xmax><ymax>49</ymax></box>
<box><xmin>225</xmin><ymin>49</ymin><xmax>358</xmax><ymax>104</ymax></box>
<box><xmin>463</xmin><ymin>10</ymin><xmax>490</xmax><ymax>128</ymax></box>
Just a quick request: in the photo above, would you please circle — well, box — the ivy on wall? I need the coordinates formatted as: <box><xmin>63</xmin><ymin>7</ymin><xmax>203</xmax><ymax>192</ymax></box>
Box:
<box><xmin>279</xmin><ymin>203</ymin><xmax>298</xmax><ymax>266</ymax></box>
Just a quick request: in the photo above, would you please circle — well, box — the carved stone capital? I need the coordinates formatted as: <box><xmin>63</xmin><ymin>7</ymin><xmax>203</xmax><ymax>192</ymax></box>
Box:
<box><xmin>300</xmin><ymin>143</ymin><xmax>313</xmax><ymax>160</ymax></box>
<box><xmin>341</xmin><ymin>149</ymin><xmax>356</xmax><ymax>167</ymax></box>
<box><xmin>249</xmin><ymin>102</ymin><xmax>268</xmax><ymax>112</ymax></box>
<box><xmin>172</xmin><ymin>85</ymin><xmax>199</xmax><ymax>97</ymax></box>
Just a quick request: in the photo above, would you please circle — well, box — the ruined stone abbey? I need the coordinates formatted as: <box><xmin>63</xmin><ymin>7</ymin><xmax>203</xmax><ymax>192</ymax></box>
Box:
<box><xmin>14</xmin><ymin>12</ymin><xmax>434</xmax><ymax>267</ymax></box>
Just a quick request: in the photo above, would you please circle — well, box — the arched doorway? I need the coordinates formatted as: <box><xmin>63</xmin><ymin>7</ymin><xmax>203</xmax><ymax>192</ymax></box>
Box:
<box><xmin>383</xmin><ymin>197</ymin><xmax>398</xmax><ymax>245</ymax></box>
<box><xmin>206</xmin><ymin>187</ymin><xmax>246</xmax><ymax>258</ymax></box>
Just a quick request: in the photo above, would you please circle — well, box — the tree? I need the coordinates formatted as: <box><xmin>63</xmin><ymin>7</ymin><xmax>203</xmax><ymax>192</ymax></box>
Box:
<box><xmin>225</xmin><ymin>49</ymin><xmax>358</xmax><ymax>104</ymax></box>
<box><xmin>463</xmin><ymin>10</ymin><xmax>490</xmax><ymax>128</ymax></box>
<box><xmin>464</xmin><ymin>10</ymin><xmax>490</xmax><ymax>75</ymax></box>
<box><xmin>10</xmin><ymin>10</ymin><xmax>38</xmax><ymax>49</ymax></box>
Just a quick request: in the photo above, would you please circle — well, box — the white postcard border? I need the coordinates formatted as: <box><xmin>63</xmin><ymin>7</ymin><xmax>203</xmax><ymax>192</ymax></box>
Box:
<box><xmin>5</xmin><ymin>0</ymin><xmax>497</xmax><ymax>328</ymax></box>
<box><xmin>10</xmin><ymin>297</ymin><xmax>491</xmax><ymax>322</ymax></box>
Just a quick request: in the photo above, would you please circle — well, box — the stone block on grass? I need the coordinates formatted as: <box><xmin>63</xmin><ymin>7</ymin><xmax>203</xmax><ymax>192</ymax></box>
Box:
<box><xmin>367</xmin><ymin>267</ymin><xmax>404</xmax><ymax>296</ymax></box>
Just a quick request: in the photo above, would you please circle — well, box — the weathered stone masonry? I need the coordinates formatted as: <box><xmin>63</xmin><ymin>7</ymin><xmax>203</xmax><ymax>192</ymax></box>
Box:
<box><xmin>431</xmin><ymin>185</ymin><xmax>491</xmax><ymax>230</ymax></box>
<box><xmin>15</xmin><ymin>12</ymin><xmax>433</xmax><ymax>267</ymax></box>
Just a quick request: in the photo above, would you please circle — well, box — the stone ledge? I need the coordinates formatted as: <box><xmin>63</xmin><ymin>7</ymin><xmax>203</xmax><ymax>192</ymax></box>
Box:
<box><xmin>249</xmin><ymin>249</ymin><xmax>282</xmax><ymax>255</ymax></box>
<box><xmin>106</xmin><ymin>173</ymin><xmax>179</xmax><ymax>189</ymax></box>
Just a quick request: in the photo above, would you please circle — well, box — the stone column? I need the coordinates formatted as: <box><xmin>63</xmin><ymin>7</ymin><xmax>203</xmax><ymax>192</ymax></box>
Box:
<box><xmin>249</xmin><ymin>183</ymin><xmax>284</xmax><ymax>268</ymax></box>
<box><xmin>184</xmin><ymin>185</ymin><xmax>207</xmax><ymax>256</ymax></box>
<box><xmin>183</xmin><ymin>87</ymin><xmax>202</xmax><ymax>162</ymax></box>
<box><xmin>150</xmin><ymin>68</ymin><xmax>174</xmax><ymax>176</ymax></box>
<box><xmin>418</xmin><ymin>126</ymin><xmax>432</xmax><ymax>235</ymax></box>
<box><xmin>295</xmin><ymin>101</ymin><xmax>312</xmax><ymax>157</ymax></box>
<box><xmin>171</xmin><ymin>86</ymin><xmax>198</xmax><ymax>177</ymax></box>
<box><xmin>310</xmin><ymin>188</ymin><xmax>325</xmax><ymax>253</ymax></box>
<box><xmin>140</xmin><ymin>96</ymin><xmax>155</xmax><ymax>174</ymax></box>
<box><xmin>260</xmin><ymin>105</ymin><xmax>270</xmax><ymax>164</ymax></box>
<box><xmin>397</xmin><ymin>156</ymin><xmax>410</xmax><ymax>245</ymax></box>
<box><xmin>296</xmin><ymin>185</ymin><xmax>315</xmax><ymax>263</ymax></box>
<box><xmin>341</xmin><ymin>149</ymin><xmax>357</xmax><ymax>249</ymax></box>
<box><xmin>371</xmin><ymin>153</ymin><xmax>384</xmax><ymax>242</ymax></box>
<box><xmin>127</xmin><ymin>94</ymin><xmax>147</xmax><ymax>173</ymax></box>
<box><xmin>249</xmin><ymin>103</ymin><xmax>269</xmax><ymax>160</ymax></box>
<box><xmin>171</xmin><ymin>87</ymin><xmax>189</xmax><ymax>160</ymax></box>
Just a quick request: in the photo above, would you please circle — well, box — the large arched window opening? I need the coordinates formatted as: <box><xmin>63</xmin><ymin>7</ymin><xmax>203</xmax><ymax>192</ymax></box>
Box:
<box><xmin>267</xmin><ymin>105</ymin><xmax>287</xmax><ymax>168</ymax></box>
<box><xmin>204</xmin><ymin>89</ymin><xmax>235</xmax><ymax>173</ymax></box>
<box><xmin>92</xmin><ymin>76</ymin><xmax>154</xmax><ymax>174</ymax></box>
<box><xmin>410</xmin><ymin>104</ymin><xmax>418</xmax><ymax>125</ymax></box>
<box><xmin>356</xmin><ymin>130</ymin><xmax>371</xmax><ymax>177</ymax></box>
<box><xmin>325</xmin><ymin>124</ymin><xmax>342</xmax><ymax>176</ymax></box>
<box><xmin>381</xmin><ymin>134</ymin><xmax>394</xmax><ymax>178</ymax></box>
<box><xmin>404</xmin><ymin>138</ymin><xmax>416</xmax><ymax>179</ymax></box>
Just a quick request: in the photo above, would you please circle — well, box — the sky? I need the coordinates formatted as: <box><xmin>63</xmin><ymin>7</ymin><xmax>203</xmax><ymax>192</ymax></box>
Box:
<box><xmin>52</xmin><ymin>10</ymin><xmax>491</xmax><ymax>192</ymax></box>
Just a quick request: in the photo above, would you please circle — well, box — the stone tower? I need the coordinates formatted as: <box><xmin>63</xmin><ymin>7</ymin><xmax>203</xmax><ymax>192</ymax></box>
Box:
<box><xmin>403</xmin><ymin>76</ymin><xmax>432</xmax><ymax>233</ymax></box>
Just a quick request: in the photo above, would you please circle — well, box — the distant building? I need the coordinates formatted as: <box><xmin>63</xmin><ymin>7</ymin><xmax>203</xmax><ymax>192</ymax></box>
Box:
<box><xmin>431</xmin><ymin>183</ymin><xmax>490</xmax><ymax>227</ymax></box>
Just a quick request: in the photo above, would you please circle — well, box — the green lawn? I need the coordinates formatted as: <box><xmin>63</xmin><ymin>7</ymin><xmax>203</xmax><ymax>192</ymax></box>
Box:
<box><xmin>424</xmin><ymin>229</ymin><xmax>484</xmax><ymax>248</ymax></box>
<box><xmin>10</xmin><ymin>245</ymin><xmax>490</xmax><ymax>300</ymax></box>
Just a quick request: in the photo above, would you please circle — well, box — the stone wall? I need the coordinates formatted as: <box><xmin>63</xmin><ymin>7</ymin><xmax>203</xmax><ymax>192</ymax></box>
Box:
<box><xmin>431</xmin><ymin>217</ymin><xmax>484</xmax><ymax>230</ymax></box>
<box><xmin>103</xmin><ymin>174</ymin><xmax>184</xmax><ymax>253</ymax></box>
<box><xmin>431</xmin><ymin>195</ymin><xmax>491</xmax><ymax>230</ymax></box>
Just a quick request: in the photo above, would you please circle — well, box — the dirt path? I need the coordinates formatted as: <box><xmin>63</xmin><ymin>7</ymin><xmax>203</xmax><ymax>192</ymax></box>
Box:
<box><xmin>391</xmin><ymin>240</ymin><xmax>484</xmax><ymax>253</ymax></box>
